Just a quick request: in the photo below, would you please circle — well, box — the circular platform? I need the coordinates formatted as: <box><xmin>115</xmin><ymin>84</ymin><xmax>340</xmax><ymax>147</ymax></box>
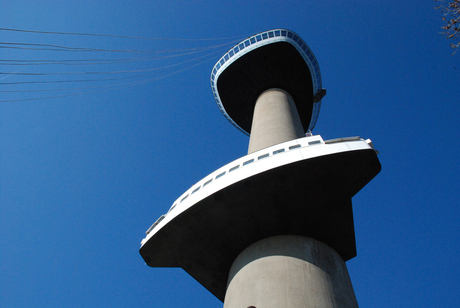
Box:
<box><xmin>210</xmin><ymin>29</ymin><xmax>326</xmax><ymax>135</ymax></box>
<box><xmin>140</xmin><ymin>137</ymin><xmax>381</xmax><ymax>301</ymax></box>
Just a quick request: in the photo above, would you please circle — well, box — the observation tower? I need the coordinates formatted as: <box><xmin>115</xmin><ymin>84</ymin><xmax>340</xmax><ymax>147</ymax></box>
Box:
<box><xmin>140</xmin><ymin>29</ymin><xmax>381</xmax><ymax>307</ymax></box>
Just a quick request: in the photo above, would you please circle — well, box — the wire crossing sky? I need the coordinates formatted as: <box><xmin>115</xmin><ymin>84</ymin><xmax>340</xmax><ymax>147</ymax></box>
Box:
<box><xmin>0</xmin><ymin>28</ymin><xmax>244</xmax><ymax>102</ymax></box>
<box><xmin>0</xmin><ymin>27</ymin><xmax>244</xmax><ymax>41</ymax></box>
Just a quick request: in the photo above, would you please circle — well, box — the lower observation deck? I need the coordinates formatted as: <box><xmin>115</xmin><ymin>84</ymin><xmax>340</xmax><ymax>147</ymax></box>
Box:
<box><xmin>139</xmin><ymin>135</ymin><xmax>381</xmax><ymax>301</ymax></box>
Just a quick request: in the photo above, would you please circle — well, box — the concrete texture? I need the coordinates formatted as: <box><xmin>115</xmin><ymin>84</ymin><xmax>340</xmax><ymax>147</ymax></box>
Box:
<box><xmin>140</xmin><ymin>147</ymin><xmax>381</xmax><ymax>301</ymax></box>
<box><xmin>224</xmin><ymin>235</ymin><xmax>359</xmax><ymax>308</ymax></box>
<box><xmin>248</xmin><ymin>89</ymin><xmax>304</xmax><ymax>154</ymax></box>
<box><xmin>215</xmin><ymin>41</ymin><xmax>315</xmax><ymax>135</ymax></box>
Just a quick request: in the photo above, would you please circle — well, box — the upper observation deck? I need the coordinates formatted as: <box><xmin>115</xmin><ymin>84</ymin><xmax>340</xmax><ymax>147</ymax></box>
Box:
<box><xmin>210</xmin><ymin>29</ymin><xmax>326</xmax><ymax>135</ymax></box>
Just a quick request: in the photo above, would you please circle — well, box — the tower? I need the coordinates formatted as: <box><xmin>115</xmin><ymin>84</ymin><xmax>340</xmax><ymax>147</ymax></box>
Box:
<box><xmin>140</xmin><ymin>29</ymin><xmax>381</xmax><ymax>307</ymax></box>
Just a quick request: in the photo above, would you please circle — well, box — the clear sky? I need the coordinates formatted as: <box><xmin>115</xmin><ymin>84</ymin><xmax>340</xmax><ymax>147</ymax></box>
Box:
<box><xmin>1</xmin><ymin>1</ymin><xmax>459</xmax><ymax>307</ymax></box>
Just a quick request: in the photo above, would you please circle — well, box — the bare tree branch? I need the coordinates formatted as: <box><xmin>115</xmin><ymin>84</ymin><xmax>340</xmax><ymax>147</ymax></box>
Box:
<box><xmin>435</xmin><ymin>0</ymin><xmax>460</xmax><ymax>54</ymax></box>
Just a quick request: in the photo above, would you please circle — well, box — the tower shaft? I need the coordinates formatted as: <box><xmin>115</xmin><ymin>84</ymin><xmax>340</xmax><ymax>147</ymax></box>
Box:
<box><xmin>225</xmin><ymin>89</ymin><xmax>359</xmax><ymax>307</ymax></box>
<box><xmin>248</xmin><ymin>89</ymin><xmax>305</xmax><ymax>154</ymax></box>
<box><xmin>224</xmin><ymin>236</ymin><xmax>359</xmax><ymax>308</ymax></box>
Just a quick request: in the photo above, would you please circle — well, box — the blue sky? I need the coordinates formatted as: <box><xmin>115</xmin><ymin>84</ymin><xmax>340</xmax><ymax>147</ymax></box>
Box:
<box><xmin>1</xmin><ymin>1</ymin><xmax>459</xmax><ymax>307</ymax></box>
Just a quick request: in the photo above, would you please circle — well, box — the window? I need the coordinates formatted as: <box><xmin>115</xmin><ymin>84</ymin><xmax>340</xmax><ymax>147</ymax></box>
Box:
<box><xmin>258</xmin><ymin>153</ymin><xmax>269</xmax><ymax>160</ymax></box>
<box><xmin>181</xmin><ymin>195</ymin><xmax>189</xmax><ymax>202</ymax></box>
<box><xmin>243</xmin><ymin>159</ymin><xmax>254</xmax><ymax>166</ymax></box>
<box><xmin>146</xmin><ymin>215</ymin><xmax>166</xmax><ymax>234</ymax></box>
<box><xmin>203</xmin><ymin>179</ymin><xmax>213</xmax><ymax>187</ymax></box>
<box><xmin>289</xmin><ymin>144</ymin><xmax>301</xmax><ymax>150</ymax></box>
<box><xmin>273</xmin><ymin>148</ymin><xmax>285</xmax><ymax>155</ymax></box>
<box><xmin>167</xmin><ymin>204</ymin><xmax>176</xmax><ymax>213</ymax></box>
<box><xmin>229</xmin><ymin>165</ymin><xmax>239</xmax><ymax>172</ymax></box>
<box><xmin>191</xmin><ymin>187</ymin><xmax>200</xmax><ymax>194</ymax></box>
<box><xmin>308</xmin><ymin>140</ymin><xmax>321</xmax><ymax>145</ymax></box>
<box><xmin>216</xmin><ymin>171</ymin><xmax>226</xmax><ymax>179</ymax></box>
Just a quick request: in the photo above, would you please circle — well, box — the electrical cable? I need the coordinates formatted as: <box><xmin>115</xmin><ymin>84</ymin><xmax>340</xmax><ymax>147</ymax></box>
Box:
<box><xmin>0</xmin><ymin>27</ymin><xmax>245</xmax><ymax>41</ymax></box>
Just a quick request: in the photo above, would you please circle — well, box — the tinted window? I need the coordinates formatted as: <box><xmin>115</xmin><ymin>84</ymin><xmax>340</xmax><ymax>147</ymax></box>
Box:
<box><xmin>258</xmin><ymin>153</ymin><xmax>269</xmax><ymax>160</ymax></box>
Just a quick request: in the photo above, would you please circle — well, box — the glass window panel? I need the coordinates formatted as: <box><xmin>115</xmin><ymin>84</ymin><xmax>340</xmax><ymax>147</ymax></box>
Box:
<box><xmin>216</xmin><ymin>171</ymin><xmax>226</xmax><ymax>179</ymax></box>
<box><xmin>281</xmin><ymin>30</ymin><xmax>287</xmax><ymax>36</ymax></box>
<box><xmin>181</xmin><ymin>195</ymin><xmax>189</xmax><ymax>202</ymax></box>
<box><xmin>308</xmin><ymin>140</ymin><xmax>321</xmax><ymax>145</ymax></box>
<box><xmin>287</xmin><ymin>32</ymin><xmax>293</xmax><ymax>38</ymax></box>
<box><xmin>289</xmin><ymin>144</ymin><xmax>301</xmax><ymax>150</ymax></box>
<box><xmin>256</xmin><ymin>35</ymin><xmax>262</xmax><ymax>41</ymax></box>
<box><xmin>243</xmin><ymin>159</ymin><xmax>254</xmax><ymax>166</ymax></box>
<box><xmin>274</xmin><ymin>30</ymin><xmax>280</xmax><ymax>36</ymax></box>
<box><xmin>224</xmin><ymin>54</ymin><xmax>229</xmax><ymax>61</ymax></box>
<box><xmin>268</xmin><ymin>31</ymin><xmax>274</xmax><ymax>38</ymax></box>
<box><xmin>220</xmin><ymin>59</ymin><xmax>225</xmax><ymax>65</ymax></box>
<box><xmin>244</xmin><ymin>40</ymin><xmax>250</xmax><ymax>47</ymax></box>
<box><xmin>229</xmin><ymin>165</ymin><xmax>239</xmax><ymax>172</ymax></box>
<box><xmin>239</xmin><ymin>43</ymin><xmax>245</xmax><ymax>50</ymax></box>
<box><xmin>234</xmin><ymin>46</ymin><xmax>240</xmax><ymax>53</ymax></box>
<box><xmin>250</xmin><ymin>37</ymin><xmax>256</xmax><ymax>44</ymax></box>
<box><xmin>203</xmin><ymin>179</ymin><xmax>213</xmax><ymax>187</ymax></box>
<box><xmin>192</xmin><ymin>187</ymin><xmax>200</xmax><ymax>194</ymax></box>
<box><xmin>262</xmin><ymin>33</ymin><xmax>268</xmax><ymax>39</ymax></box>
<box><xmin>167</xmin><ymin>204</ymin><xmax>176</xmax><ymax>213</ymax></box>
<box><xmin>258</xmin><ymin>153</ymin><xmax>269</xmax><ymax>160</ymax></box>
<box><xmin>229</xmin><ymin>50</ymin><xmax>234</xmax><ymax>57</ymax></box>
<box><xmin>273</xmin><ymin>148</ymin><xmax>285</xmax><ymax>155</ymax></box>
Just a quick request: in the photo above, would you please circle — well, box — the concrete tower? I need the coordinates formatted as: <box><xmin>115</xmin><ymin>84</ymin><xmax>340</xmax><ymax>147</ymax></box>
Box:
<box><xmin>140</xmin><ymin>29</ymin><xmax>381</xmax><ymax>307</ymax></box>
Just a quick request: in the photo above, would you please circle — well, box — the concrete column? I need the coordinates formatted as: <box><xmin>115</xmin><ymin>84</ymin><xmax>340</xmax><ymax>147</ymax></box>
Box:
<box><xmin>248</xmin><ymin>89</ymin><xmax>305</xmax><ymax>154</ymax></box>
<box><xmin>223</xmin><ymin>235</ymin><xmax>358</xmax><ymax>308</ymax></box>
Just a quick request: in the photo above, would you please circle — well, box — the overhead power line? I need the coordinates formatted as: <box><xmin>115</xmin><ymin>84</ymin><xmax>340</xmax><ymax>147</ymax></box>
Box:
<box><xmin>0</xmin><ymin>27</ymin><xmax>244</xmax><ymax>102</ymax></box>
<box><xmin>0</xmin><ymin>39</ymin><xmax>240</xmax><ymax>54</ymax></box>
<box><xmin>0</xmin><ymin>27</ymin><xmax>244</xmax><ymax>41</ymax></box>
<box><xmin>0</xmin><ymin>48</ymin><xmax>223</xmax><ymax>76</ymax></box>
<box><xmin>0</xmin><ymin>55</ymin><xmax>213</xmax><ymax>102</ymax></box>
